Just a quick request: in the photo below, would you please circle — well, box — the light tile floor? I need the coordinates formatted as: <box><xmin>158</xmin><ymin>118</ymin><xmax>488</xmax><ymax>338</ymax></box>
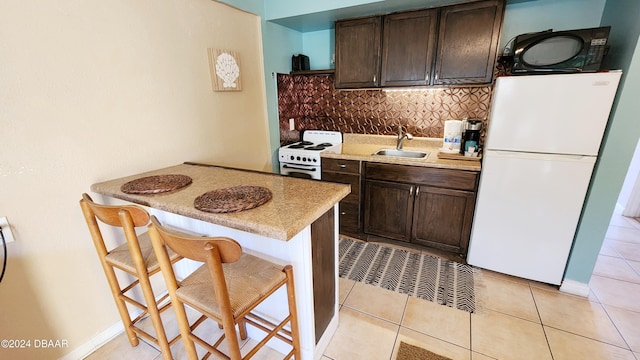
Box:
<box><xmin>85</xmin><ymin>209</ymin><xmax>640</xmax><ymax>359</ymax></box>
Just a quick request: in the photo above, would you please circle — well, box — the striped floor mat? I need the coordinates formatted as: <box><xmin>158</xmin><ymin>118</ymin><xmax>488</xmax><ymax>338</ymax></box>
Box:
<box><xmin>339</xmin><ymin>237</ymin><xmax>476</xmax><ymax>313</ymax></box>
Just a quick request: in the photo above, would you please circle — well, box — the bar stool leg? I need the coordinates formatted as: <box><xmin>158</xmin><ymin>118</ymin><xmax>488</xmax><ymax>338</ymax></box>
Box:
<box><xmin>285</xmin><ymin>265</ymin><xmax>301</xmax><ymax>359</ymax></box>
<box><xmin>103</xmin><ymin>262</ymin><xmax>139</xmax><ymax>346</ymax></box>
<box><xmin>138</xmin><ymin>273</ymin><xmax>172</xmax><ymax>359</ymax></box>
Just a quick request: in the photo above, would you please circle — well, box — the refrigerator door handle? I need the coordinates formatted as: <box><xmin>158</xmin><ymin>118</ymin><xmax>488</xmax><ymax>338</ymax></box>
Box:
<box><xmin>488</xmin><ymin>150</ymin><xmax>596</xmax><ymax>163</ymax></box>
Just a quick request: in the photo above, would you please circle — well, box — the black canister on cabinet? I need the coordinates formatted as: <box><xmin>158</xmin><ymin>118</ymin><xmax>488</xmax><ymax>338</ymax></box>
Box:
<box><xmin>460</xmin><ymin>120</ymin><xmax>482</xmax><ymax>154</ymax></box>
<box><xmin>292</xmin><ymin>54</ymin><xmax>310</xmax><ymax>72</ymax></box>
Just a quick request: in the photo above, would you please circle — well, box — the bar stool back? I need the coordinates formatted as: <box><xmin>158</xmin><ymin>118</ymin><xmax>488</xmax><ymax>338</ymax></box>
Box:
<box><xmin>148</xmin><ymin>215</ymin><xmax>301</xmax><ymax>360</ymax></box>
<box><xmin>79</xmin><ymin>193</ymin><xmax>181</xmax><ymax>359</ymax></box>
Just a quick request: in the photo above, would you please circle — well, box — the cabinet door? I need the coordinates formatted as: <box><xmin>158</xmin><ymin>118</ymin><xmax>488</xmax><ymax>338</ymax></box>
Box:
<box><xmin>335</xmin><ymin>16</ymin><xmax>382</xmax><ymax>88</ymax></box>
<box><xmin>381</xmin><ymin>9</ymin><xmax>438</xmax><ymax>87</ymax></box>
<box><xmin>433</xmin><ymin>0</ymin><xmax>505</xmax><ymax>85</ymax></box>
<box><xmin>412</xmin><ymin>186</ymin><xmax>476</xmax><ymax>254</ymax></box>
<box><xmin>363</xmin><ymin>179</ymin><xmax>414</xmax><ymax>242</ymax></box>
<box><xmin>338</xmin><ymin>201</ymin><xmax>360</xmax><ymax>233</ymax></box>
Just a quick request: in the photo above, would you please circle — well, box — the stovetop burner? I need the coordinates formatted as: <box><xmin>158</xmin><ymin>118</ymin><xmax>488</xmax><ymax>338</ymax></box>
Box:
<box><xmin>286</xmin><ymin>141</ymin><xmax>336</xmax><ymax>151</ymax></box>
<box><xmin>305</xmin><ymin>143</ymin><xmax>332</xmax><ymax>151</ymax></box>
<box><xmin>287</xmin><ymin>141</ymin><xmax>313</xmax><ymax>149</ymax></box>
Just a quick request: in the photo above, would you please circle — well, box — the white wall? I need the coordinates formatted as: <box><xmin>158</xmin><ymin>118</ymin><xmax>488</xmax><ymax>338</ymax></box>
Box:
<box><xmin>0</xmin><ymin>0</ymin><xmax>270</xmax><ymax>358</ymax></box>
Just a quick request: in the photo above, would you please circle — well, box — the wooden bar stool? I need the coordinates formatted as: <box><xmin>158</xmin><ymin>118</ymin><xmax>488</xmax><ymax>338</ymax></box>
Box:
<box><xmin>147</xmin><ymin>215</ymin><xmax>301</xmax><ymax>360</ymax></box>
<box><xmin>79</xmin><ymin>193</ymin><xmax>182</xmax><ymax>359</ymax></box>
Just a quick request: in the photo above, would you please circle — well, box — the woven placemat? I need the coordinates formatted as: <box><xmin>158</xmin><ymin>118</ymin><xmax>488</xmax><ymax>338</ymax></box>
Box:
<box><xmin>121</xmin><ymin>174</ymin><xmax>192</xmax><ymax>194</ymax></box>
<box><xmin>194</xmin><ymin>186</ymin><xmax>272</xmax><ymax>213</ymax></box>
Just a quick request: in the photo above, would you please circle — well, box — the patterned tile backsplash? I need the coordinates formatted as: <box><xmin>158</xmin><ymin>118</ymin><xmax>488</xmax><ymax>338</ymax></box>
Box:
<box><xmin>277</xmin><ymin>73</ymin><xmax>493</xmax><ymax>145</ymax></box>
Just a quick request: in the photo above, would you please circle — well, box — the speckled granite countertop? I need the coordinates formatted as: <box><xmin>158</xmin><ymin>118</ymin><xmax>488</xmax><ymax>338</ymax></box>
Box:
<box><xmin>321</xmin><ymin>134</ymin><xmax>481</xmax><ymax>172</ymax></box>
<box><xmin>91</xmin><ymin>163</ymin><xmax>350</xmax><ymax>241</ymax></box>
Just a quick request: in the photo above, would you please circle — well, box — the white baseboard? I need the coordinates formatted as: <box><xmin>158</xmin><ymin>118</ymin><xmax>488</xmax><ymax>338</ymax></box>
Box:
<box><xmin>59</xmin><ymin>321</ymin><xmax>124</xmax><ymax>360</ymax></box>
<box><xmin>60</xmin><ymin>303</ymin><xmax>152</xmax><ymax>359</ymax></box>
<box><xmin>559</xmin><ymin>279</ymin><xmax>591</xmax><ymax>297</ymax></box>
<box><xmin>314</xmin><ymin>315</ymin><xmax>338</xmax><ymax>360</ymax></box>
<box><xmin>61</xmin><ymin>289</ymin><xmax>171</xmax><ymax>359</ymax></box>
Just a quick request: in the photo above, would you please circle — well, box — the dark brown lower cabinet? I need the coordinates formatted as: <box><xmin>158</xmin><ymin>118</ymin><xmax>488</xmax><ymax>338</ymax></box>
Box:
<box><xmin>411</xmin><ymin>186</ymin><xmax>476</xmax><ymax>254</ymax></box>
<box><xmin>363</xmin><ymin>162</ymin><xmax>478</xmax><ymax>256</ymax></box>
<box><xmin>363</xmin><ymin>179</ymin><xmax>414</xmax><ymax>242</ymax></box>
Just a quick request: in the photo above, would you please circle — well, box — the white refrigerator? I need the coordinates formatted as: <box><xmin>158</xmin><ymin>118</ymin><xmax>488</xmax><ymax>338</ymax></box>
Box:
<box><xmin>467</xmin><ymin>71</ymin><xmax>621</xmax><ymax>285</ymax></box>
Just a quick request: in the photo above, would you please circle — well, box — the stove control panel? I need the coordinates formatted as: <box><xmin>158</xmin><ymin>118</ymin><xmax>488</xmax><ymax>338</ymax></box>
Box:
<box><xmin>279</xmin><ymin>151</ymin><xmax>321</xmax><ymax>165</ymax></box>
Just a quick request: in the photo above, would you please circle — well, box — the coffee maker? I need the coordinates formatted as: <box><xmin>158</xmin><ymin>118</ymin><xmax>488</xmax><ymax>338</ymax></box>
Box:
<box><xmin>460</xmin><ymin>120</ymin><xmax>482</xmax><ymax>155</ymax></box>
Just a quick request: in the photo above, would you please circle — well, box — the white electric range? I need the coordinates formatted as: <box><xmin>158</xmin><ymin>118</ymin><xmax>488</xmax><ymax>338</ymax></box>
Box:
<box><xmin>278</xmin><ymin>130</ymin><xmax>343</xmax><ymax>180</ymax></box>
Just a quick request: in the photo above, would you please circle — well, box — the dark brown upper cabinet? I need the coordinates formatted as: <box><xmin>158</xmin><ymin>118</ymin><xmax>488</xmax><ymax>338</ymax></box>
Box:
<box><xmin>381</xmin><ymin>9</ymin><xmax>438</xmax><ymax>87</ymax></box>
<box><xmin>334</xmin><ymin>16</ymin><xmax>382</xmax><ymax>89</ymax></box>
<box><xmin>434</xmin><ymin>0</ymin><xmax>505</xmax><ymax>85</ymax></box>
<box><xmin>335</xmin><ymin>0</ymin><xmax>505</xmax><ymax>89</ymax></box>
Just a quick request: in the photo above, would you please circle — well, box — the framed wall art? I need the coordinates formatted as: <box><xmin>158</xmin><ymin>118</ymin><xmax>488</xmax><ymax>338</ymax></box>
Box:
<box><xmin>208</xmin><ymin>48</ymin><xmax>242</xmax><ymax>92</ymax></box>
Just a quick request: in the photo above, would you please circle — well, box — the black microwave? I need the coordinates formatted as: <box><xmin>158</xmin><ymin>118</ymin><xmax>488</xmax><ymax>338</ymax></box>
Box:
<box><xmin>508</xmin><ymin>26</ymin><xmax>610</xmax><ymax>74</ymax></box>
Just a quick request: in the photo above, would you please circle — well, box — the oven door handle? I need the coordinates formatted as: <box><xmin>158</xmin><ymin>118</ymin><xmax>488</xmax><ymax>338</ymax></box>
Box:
<box><xmin>282</xmin><ymin>164</ymin><xmax>317</xmax><ymax>172</ymax></box>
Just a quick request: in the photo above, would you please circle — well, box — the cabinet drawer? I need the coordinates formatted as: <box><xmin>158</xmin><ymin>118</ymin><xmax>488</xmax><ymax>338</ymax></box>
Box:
<box><xmin>339</xmin><ymin>201</ymin><xmax>360</xmax><ymax>230</ymax></box>
<box><xmin>365</xmin><ymin>162</ymin><xmax>478</xmax><ymax>191</ymax></box>
<box><xmin>321</xmin><ymin>171</ymin><xmax>360</xmax><ymax>200</ymax></box>
<box><xmin>322</xmin><ymin>158</ymin><xmax>361</xmax><ymax>174</ymax></box>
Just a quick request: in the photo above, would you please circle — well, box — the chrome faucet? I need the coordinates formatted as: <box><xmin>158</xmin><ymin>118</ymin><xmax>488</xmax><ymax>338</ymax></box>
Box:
<box><xmin>396</xmin><ymin>125</ymin><xmax>413</xmax><ymax>150</ymax></box>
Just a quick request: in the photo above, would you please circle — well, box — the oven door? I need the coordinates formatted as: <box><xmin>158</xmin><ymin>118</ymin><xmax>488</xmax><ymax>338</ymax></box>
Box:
<box><xmin>280</xmin><ymin>163</ymin><xmax>321</xmax><ymax>180</ymax></box>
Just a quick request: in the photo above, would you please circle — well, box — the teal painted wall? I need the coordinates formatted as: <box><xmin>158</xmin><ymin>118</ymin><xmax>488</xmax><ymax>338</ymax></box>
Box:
<box><xmin>302</xmin><ymin>29</ymin><xmax>335</xmax><ymax>70</ymax></box>
<box><xmin>600</xmin><ymin>1</ymin><xmax>640</xmax><ymax>76</ymax></box>
<box><xmin>564</xmin><ymin>1</ymin><xmax>640</xmax><ymax>284</ymax></box>
<box><xmin>262</xmin><ymin>22</ymin><xmax>303</xmax><ymax>171</ymax></box>
<box><xmin>500</xmin><ymin>0</ymin><xmax>606</xmax><ymax>49</ymax></box>
<box><xmin>265</xmin><ymin>0</ymin><xmax>377</xmax><ymax>20</ymax></box>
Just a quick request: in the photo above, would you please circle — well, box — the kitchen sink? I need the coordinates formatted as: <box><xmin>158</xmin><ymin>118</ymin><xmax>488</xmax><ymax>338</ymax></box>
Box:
<box><xmin>373</xmin><ymin>148</ymin><xmax>429</xmax><ymax>159</ymax></box>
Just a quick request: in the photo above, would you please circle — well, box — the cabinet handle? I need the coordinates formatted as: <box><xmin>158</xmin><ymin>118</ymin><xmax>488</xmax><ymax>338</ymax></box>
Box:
<box><xmin>409</xmin><ymin>186</ymin><xmax>414</xmax><ymax>196</ymax></box>
<box><xmin>373</xmin><ymin>75</ymin><xmax>376</xmax><ymax>83</ymax></box>
<box><xmin>339</xmin><ymin>164</ymin><xmax>347</xmax><ymax>168</ymax></box>
<box><xmin>340</xmin><ymin>211</ymin><xmax>347</xmax><ymax>215</ymax></box>
<box><xmin>416</xmin><ymin>187</ymin><xmax>420</xmax><ymax>195</ymax></box>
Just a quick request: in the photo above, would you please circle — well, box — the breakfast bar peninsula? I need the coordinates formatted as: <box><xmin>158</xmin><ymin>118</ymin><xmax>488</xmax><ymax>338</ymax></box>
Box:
<box><xmin>90</xmin><ymin>162</ymin><xmax>350</xmax><ymax>359</ymax></box>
